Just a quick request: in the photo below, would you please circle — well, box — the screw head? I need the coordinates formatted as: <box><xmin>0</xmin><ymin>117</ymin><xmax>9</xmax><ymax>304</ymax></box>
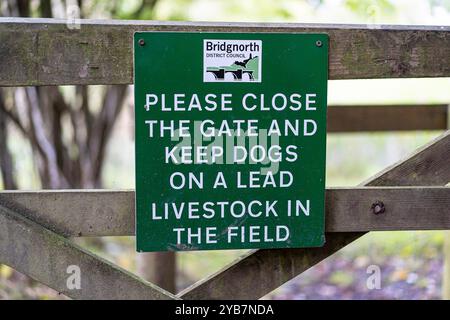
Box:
<box><xmin>138</xmin><ymin>39</ymin><xmax>145</xmax><ymax>46</ymax></box>
<box><xmin>315</xmin><ymin>40</ymin><xmax>323</xmax><ymax>47</ymax></box>
<box><xmin>371</xmin><ymin>201</ymin><xmax>385</xmax><ymax>215</ymax></box>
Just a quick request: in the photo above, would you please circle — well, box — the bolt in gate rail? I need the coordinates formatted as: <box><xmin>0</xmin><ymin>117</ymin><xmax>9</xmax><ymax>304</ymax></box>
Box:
<box><xmin>0</xmin><ymin>18</ymin><xmax>449</xmax><ymax>299</ymax></box>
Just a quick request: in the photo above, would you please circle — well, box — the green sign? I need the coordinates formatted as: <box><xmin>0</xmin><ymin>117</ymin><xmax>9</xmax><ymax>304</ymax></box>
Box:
<box><xmin>134</xmin><ymin>32</ymin><xmax>328</xmax><ymax>252</ymax></box>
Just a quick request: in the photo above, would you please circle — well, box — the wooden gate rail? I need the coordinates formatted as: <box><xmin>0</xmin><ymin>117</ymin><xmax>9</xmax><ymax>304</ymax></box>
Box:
<box><xmin>0</xmin><ymin>203</ymin><xmax>177</xmax><ymax>300</ymax></box>
<box><xmin>0</xmin><ymin>18</ymin><xmax>449</xmax><ymax>86</ymax></box>
<box><xmin>0</xmin><ymin>187</ymin><xmax>449</xmax><ymax>238</ymax></box>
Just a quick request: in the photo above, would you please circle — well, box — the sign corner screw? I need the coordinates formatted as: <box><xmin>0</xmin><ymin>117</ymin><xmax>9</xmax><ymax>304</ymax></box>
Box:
<box><xmin>315</xmin><ymin>40</ymin><xmax>323</xmax><ymax>47</ymax></box>
<box><xmin>138</xmin><ymin>39</ymin><xmax>145</xmax><ymax>46</ymax></box>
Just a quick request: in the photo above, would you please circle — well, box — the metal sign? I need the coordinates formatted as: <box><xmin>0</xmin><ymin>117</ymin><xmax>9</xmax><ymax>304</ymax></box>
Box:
<box><xmin>134</xmin><ymin>32</ymin><xmax>328</xmax><ymax>252</ymax></box>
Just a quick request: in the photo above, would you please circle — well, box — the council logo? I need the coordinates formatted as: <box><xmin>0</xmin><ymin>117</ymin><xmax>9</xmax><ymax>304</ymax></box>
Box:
<box><xmin>203</xmin><ymin>39</ymin><xmax>262</xmax><ymax>83</ymax></box>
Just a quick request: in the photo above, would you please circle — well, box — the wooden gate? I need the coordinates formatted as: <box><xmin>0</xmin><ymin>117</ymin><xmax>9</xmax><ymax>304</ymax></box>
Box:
<box><xmin>0</xmin><ymin>18</ymin><xmax>449</xmax><ymax>300</ymax></box>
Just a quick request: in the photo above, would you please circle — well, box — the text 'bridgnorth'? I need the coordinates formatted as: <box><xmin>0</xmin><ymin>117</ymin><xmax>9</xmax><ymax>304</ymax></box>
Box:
<box><xmin>205</xmin><ymin>40</ymin><xmax>260</xmax><ymax>53</ymax></box>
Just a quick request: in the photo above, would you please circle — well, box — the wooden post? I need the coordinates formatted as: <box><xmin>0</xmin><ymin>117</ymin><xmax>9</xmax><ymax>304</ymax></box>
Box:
<box><xmin>137</xmin><ymin>252</ymin><xmax>176</xmax><ymax>293</ymax></box>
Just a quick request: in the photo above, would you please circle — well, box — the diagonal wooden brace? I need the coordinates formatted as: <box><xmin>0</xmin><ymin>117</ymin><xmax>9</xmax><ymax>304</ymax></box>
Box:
<box><xmin>178</xmin><ymin>130</ymin><xmax>450</xmax><ymax>299</ymax></box>
<box><xmin>0</xmin><ymin>203</ymin><xmax>177</xmax><ymax>300</ymax></box>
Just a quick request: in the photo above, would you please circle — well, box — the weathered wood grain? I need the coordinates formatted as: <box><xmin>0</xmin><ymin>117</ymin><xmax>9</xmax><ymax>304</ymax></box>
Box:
<box><xmin>0</xmin><ymin>187</ymin><xmax>449</xmax><ymax>237</ymax></box>
<box><xmin>364</xmin><ymin>130</ymin><xmax>450</xmax><ymax>187</ymax></box>
<box><xmin>0</xmin><ymin>18</ymin><xmax>449</xmax><ymax>86</ymax></box>
<box><xmin>0</xmin><ymin>132</ymin><xmax>447</xmax><ymax>301</ymax></box>
<box><xmin>325</xmin><ymin>186</ymin><xmax>450</xmax><ymax>232</ymax></box>
<box><xmin>0</xmin><ymin>203</ymin><xmax>177</xmax><ymax>300</ymax></box>
<box><xmin>0</xmin><ymin>190</ymin><xmax>133</xmax><ymax>237</ymax></box>
<box><xmin>328</xmin><ymin>105</ymin><xmax>449</xmax><ymax>132</ymax></box>
<box><xmin>178</xmin><ymin>130</ymin><xmax>450</xmax><ymax>299</ymax></box>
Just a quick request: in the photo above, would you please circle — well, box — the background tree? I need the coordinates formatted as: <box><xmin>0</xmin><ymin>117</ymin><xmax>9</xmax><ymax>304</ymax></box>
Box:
<box><xmin>0</xmin><ymin>0</ymin><xmax>175</xmax><ymax>293</ymax></box>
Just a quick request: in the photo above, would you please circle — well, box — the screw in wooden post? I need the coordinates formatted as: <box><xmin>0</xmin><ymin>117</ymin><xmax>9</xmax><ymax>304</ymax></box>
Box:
<box><xmin>371</xmin><ymin>201</ymin><xmax>386</xmax><ymax>215</ymax></box>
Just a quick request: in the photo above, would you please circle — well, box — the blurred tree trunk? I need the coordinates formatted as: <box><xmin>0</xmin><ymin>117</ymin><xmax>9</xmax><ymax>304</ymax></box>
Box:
<box><xmin>0</xmin><ymin>0</ymin><xmax>176</xmax><ymax>294</ymax></box>
<box><xmin>0</xmin><ymin>90</ymin><xmax>17</xmax><ymax>190</ymax></box>
<box><xmin>137</xmin><ymin>252</ymin><xmax>176</xmax><ymax>293</ymax></box>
